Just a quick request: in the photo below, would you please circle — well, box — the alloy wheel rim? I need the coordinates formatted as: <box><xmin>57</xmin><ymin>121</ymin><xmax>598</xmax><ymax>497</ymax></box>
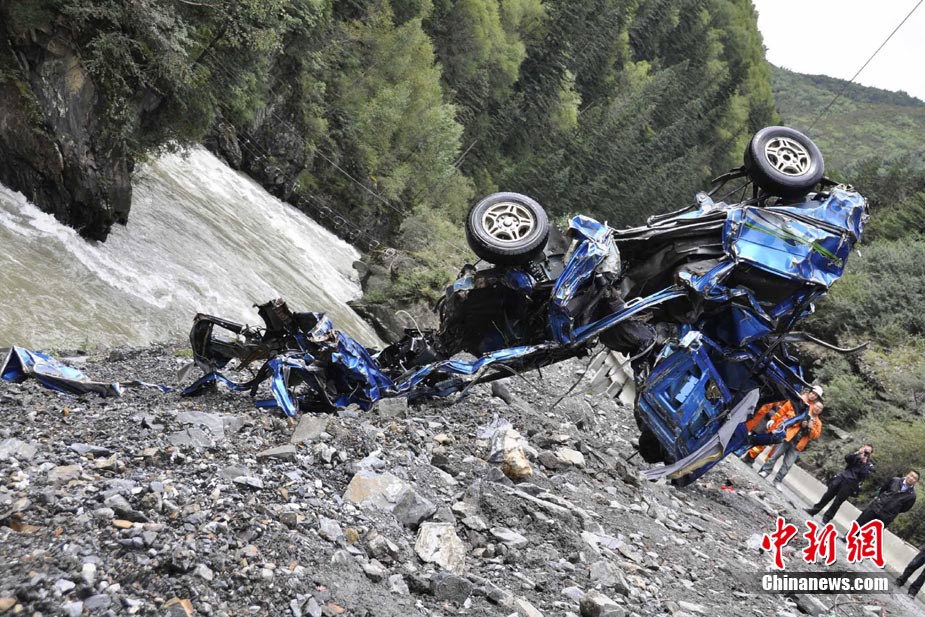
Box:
<box><xmin>764</xmin><ymin>137</ymin><xmax>811</xmax><ymax>176</ymax></box>
<box><xmin>482</xmin><ymin>202</ymin><xmax>536</xmax><ymax>242</ymax></box>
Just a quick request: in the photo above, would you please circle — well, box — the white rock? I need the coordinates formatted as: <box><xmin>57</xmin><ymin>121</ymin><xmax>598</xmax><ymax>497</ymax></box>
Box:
<box><xmin>414</xmin><ymin>522</ymin><xmax>466</xmax><ymax>573</ymax></box>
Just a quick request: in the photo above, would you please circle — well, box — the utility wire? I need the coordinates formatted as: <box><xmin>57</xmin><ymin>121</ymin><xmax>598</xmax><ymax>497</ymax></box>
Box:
<box><xmin>806</xmin><ymin>0</ymin><xmax>924</xmax><ymax>132</ymax></box>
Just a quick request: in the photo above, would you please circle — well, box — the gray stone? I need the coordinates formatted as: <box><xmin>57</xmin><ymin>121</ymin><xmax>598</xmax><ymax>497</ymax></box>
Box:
<box><xmin>62</xmin><ymin>601</ymin><xmax>83</xmax><ymax>617</ymax></box>
<box><xmin>305</xmin><ymin>597</ymin><xmax>323</xmax><ymax>617</ymax></box>
<box><xmin>48</xmin><ymin>464</ymin><xmax>81</xmax><ymax>484</ymax></box>
<box><xmin>514</xmin><ymin>597</ymin><xmax>544</xmax><ymax>617</ymax></box>
<box><xmin>104</xmin><ymin>493</ymin><xmax>131</xmax><ymax>512</ymax></box>
<box><xmin>491</xmin><ymin>527</ymin><xmax>529</xmax><ymax>547</ymax></box>
<box><xmin>414</xmin><ymin>522</ymin><xmax>466</xmax><ymax>574</ymax></box>
<box><xmin>176</xmin><ymin>411</ymin><xmax>225</xmax><ymax>439</ymax></box>
<box><xmin>290</xmin><ymin>415</ymin><xmax>329</xmax><ymax>444</ymax></box>
<box><xmin>580</xmin><ymin>590</ymin><xmax>625</xmax><ymax>617</ymax></box>
<box><xmin>223</xmin><ymin>415</ymin><xmax>246</xmax><ymax>435</ymax></box>
<box><xmin>589</xmin><ymin>561</ymin><xmax>631</xmax><ymax>596</ymax></box>
<box><xmin>431</xmin><ymin>571</ymin><xmax>473</xmax><ymax>604</ymax></box>
<box><xmin>537</xmin><ymin>450</ymin><xmax>562</xmax><ymax>470</ymax></box>
<box><xmin>366</xmin><ymin>533</ymin><xmax>400</xmax><ymax>562</ymax></box>
<box><xmin>389</xmin><ymin>574</ymin><xmax>410</xmax><ymax>595</ymax></box>
<box><xmin>69</xmin><ymin>443</ymin><xmax>112</xmax><ymax>457</ymax></box>
<box><xmin>377</xmin><ymin>398</ymin><xmax>408</xmax><ymax>419</ymax></box>
<box><xmin>290</xmin><ymin>598</ymin><xmax>302</xmax><ymax>617</ymax></box>
<box><xmin>677</xmin><ymin>601</ymin><xmax>706</xmax><ymax>614</ymax></box>
<box><xmin>0</xmin><ymin>438</ymin><xmax>37</xmax><ymax>461</ymax></box>
<box><xmin>195</xmin><ymin>564</ymin><xmax>214</xmax><ymax>582</ymax></box>
<box><xmin>257</xmin><ymin>445</ymin><xmax>298</xmax><ymax>461</ymax></box>
<box><xmin>343</xmin><ymin>470</ymin><xmax>407</xmax><ymax>511</ymax></box>
<box><xmin>392</xmin><ymin>487</ymin><xmax>437</xmax><ymax>529</ymax></box>
<box><xmin>562</xmin><ymin>586</ymin><xmax>586</xmax><ymax>602</ymax></box>
<box><xmin>168</xmin><ymin>427</ymin><xmax>215</xmax><ymax>449</ymax></box>
<box><xmin>787</xmin><ymin>594</ymin><xmax>827</xmax><ymax>617</ymax></box>
<box><xmin>556</xmin><ymin>447</ymin><xmax>586</xmax><ymax>467</ymax></box>
<box><xmin>233</xmin><ymin>475</ymin><xmax>264</xmax><ymax>489</ymax></box>
<box><xmin>219</xmin><ymin>465</ymin><xmax>250</xmax><ymax>482</ymax></box>
<box><xmin>362</xmin><ymin>560</ymin><xmax>387</xmax><ymax>582</ymax></box>
<box><xmin>279</xmin><ymin>511</ymin><xmax>299</xmax><ymax>528</ymax></box>
<box><xmin>462</xmin><ymin>515</ymin><xmax>489</xmax><ymax>531</ymax></box>
<box><xmin>317</xmin><ymin>515</ymin><xmax>343</xmax><ymax>542</ymax></box>
<box><xmin>55</xmin><ymin>579</ymin><xmax>76</xmax><ymax>594</ymax></box>
<box><xmin>81</xmin><ymin>562</ymin><xmax>97</xmax><ymax>585</ymax></box>
<box><xmin>83</xmin><ymin>594</ymin><xmax>111</xmax><ymax>612</ymax></box>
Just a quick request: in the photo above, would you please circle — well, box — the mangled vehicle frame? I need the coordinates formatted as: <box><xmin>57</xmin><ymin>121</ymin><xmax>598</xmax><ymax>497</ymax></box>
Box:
<box><xmin>1</xmin><ymin>127</ymin><xmax>867</xmax><ymax>485</ymax></box>
<box><xmin>182</xmin><ymin>127</ymin><xmax>868</xmax><ymax>484</ymax></box>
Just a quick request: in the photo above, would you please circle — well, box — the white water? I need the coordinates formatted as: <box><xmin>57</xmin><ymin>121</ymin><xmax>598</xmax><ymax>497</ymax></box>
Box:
<box><xmin>0</xmin><ymin>147</ymin><xmax>380</xmax><ymax>349</ymax></box>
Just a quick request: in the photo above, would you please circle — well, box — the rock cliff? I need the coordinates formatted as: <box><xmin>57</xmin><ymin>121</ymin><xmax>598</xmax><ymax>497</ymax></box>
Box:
<box><xmin>1</xmin><ymin>18</ymin><xmax>131</xmax><ymax>240</ymax></box>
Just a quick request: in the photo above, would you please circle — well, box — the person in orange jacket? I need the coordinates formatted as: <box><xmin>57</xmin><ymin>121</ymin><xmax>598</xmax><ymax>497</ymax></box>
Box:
<box><xmin>743</xmin><ymin>385</ymin><xmax>822</xmax><ymax>460</ymax></box>
<box><xmin>758</xmin><ymin>387</ymin><xmax>824</xmax><ymax>489</ymax></box>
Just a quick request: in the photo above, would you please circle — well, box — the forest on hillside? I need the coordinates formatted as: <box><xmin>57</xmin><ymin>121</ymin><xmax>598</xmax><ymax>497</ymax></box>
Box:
<box><xmin>5</xmin><ymin>1</ymin><xmax>925</xmax><ymax>542</ymax></box>
<box><xmin>2</xmin><ymin>0</ymin><xmax>776</xmax><ymax>297</ymax></box>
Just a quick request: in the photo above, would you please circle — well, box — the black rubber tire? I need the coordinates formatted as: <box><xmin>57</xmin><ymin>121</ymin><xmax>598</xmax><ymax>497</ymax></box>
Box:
<box><xmin>744</xmin><ymin>126</ymin><xmax>824</xmax><ymax>197</ymax></box>
<box><xmin>465</xmin><ymin>192</ymin><xmax>549</xmax><ymax>265</ymax></box>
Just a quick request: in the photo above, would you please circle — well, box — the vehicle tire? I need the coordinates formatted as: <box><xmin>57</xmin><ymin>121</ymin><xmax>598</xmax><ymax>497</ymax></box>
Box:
<box><xmin>744</xmin><ymin>126</ymin><xmax>824</xmax><ymax>197</ymax></box>
<box><xmin>465</xmin><ymin>193</ymin><xmax>549</xmax><ymax>265</ymax></box>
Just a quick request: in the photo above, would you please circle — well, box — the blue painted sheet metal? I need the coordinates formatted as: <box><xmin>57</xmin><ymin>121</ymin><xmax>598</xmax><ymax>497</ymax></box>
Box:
<box><xmin>0</xmin><ymin>346</ymin><xmax>172</xmax><ymax>397</ymax></box>
<box><xmin>771</xmin><ymin>188</ymin><xmax>868</xmax><ymax>239</ymax></box>
<box><xmin>724</xmin><ymin>206</ymin><xmax>853</xmax><ymax>288</ymax></box>
<box><xmin>637</xmin><ymin>331</ymin><xmax>733</xmax><ymax>461</ymax></box>
<box><xmin>549</xmin><ymin>216</ymin><xmax>614</xmax><ymax>342</ymax></box>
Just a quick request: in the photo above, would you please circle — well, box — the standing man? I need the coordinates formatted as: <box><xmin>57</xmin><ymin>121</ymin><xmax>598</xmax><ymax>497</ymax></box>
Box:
<box><xmin>805</xmin><ymin>444</ymin><xmax>875</xmax><ymax>524</ymax></box>
<box><xmin>758</xmin><ymin>388</ymin><xmax>824</xmax><ymax>490</ymax></box>
<box><xmin>855</xmin><ymin>470</ymin><xmax>919</xmax><ymax>528</ymax></box>
<box><xmin>896</xmin><ymin>544</ymin><xmax>925</xmax><ymax>597</ymax></box>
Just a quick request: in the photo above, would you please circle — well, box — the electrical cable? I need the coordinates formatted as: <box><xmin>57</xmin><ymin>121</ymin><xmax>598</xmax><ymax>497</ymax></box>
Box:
<box><xmin>806</xmin><ymin>0</ymin><xmax>924</xmax><ymax>132</ymax></box>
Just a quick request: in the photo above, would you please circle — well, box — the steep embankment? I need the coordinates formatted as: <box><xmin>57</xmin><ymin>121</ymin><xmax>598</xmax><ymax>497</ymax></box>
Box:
<box><xmin>0</xmin><ymin>347</ymin><xmax>920</xmax><ymax>616</ymax></box>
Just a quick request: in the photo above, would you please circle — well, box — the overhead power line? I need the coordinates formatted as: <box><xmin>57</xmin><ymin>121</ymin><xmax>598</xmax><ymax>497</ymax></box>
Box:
<box><xmin>807</xmin><ymin>0</ymin><xmax>924</xmax><ymax>132</ymax></box>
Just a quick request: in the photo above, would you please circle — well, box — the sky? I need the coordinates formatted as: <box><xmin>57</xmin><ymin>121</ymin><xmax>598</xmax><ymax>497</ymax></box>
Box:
<box><xmin>752</xmin><ymin>0</ymin><xmax>925</xmax><ymax>102</ymax></box>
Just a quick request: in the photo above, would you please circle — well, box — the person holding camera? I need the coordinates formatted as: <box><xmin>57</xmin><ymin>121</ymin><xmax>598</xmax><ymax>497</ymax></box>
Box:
<box><xmin>805</xmin><ymin>444</ymin><xmax>875</xmax><ymax>524</ymax></box>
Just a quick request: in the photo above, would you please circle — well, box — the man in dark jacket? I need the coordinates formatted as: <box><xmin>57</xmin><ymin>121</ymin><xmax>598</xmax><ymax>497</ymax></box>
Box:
<box><xmin>896</xmin><ymin>544</ymin><xmax>925</xmax><ymax>597</ymax></box>
<box><xmin>855</xmin><ymin>469</ymin><xmax>919</xmax><ymax>528</ymax></box>
<box><xmin>805</xmin><ymin>444</ymin><xmax>875</xmax><ymax>524</ymax></box>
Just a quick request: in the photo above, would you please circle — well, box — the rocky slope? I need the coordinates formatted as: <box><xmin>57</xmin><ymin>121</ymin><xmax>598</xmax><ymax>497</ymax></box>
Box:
<box><xmin>0</xmin><ymin>345</ymin><xmax>919</xmax><ymax>617</ymax></box>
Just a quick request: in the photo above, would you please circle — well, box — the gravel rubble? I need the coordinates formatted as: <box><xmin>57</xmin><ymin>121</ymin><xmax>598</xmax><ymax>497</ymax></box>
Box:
<box><xmin>0</xmin><ymin>343</ymin><xmax>919</xmax><ymax>616</ymax></box>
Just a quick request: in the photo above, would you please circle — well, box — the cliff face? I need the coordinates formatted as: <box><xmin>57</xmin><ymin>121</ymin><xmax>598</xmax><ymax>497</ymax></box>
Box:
<box><xmin>0</xmin><ymin>23</ymin><xmax>131</xmax><ymax>241</ymax></box>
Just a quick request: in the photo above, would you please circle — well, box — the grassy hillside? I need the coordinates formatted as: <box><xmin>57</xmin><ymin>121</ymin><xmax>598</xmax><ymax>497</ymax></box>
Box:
<box><xmin>772</xmin><ymin>65</ymin><xmax>925</xmax><ymax>171</ymax></box>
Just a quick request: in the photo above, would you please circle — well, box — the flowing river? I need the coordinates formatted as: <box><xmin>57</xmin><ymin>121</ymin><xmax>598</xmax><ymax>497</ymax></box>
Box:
<box><xmin>0</xmin><ymin>147</ymin><xmax>380</xmax><ymax>350</ymax></box>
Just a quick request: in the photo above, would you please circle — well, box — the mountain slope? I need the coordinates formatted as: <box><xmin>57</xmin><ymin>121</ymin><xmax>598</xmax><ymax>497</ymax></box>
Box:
<box><xmin>771</xmin><ymin>66</ymin><xmax>925</xmax><ymax>171</ymax></box>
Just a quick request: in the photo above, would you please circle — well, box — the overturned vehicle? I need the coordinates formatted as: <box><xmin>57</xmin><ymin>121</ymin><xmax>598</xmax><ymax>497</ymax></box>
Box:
<box><xmin>187</xmin><ymin>126</ymin><xmax>868</xmax><ymax>485</ymax></box>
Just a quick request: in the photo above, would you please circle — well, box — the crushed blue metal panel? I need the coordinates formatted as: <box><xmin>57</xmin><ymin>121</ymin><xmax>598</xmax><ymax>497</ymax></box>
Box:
<box><xmin>1</xmin><ymin>346</ymin><xmax>170</xmax><ymax>396</ymax></box>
